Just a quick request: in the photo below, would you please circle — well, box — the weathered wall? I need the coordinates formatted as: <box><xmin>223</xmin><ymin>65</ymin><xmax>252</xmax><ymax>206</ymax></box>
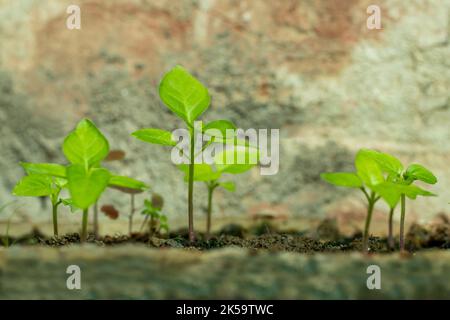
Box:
<box><xmin>0</xmin><ymin>0</ymin><xmax>449</xmax><ymax>228</ymax></box>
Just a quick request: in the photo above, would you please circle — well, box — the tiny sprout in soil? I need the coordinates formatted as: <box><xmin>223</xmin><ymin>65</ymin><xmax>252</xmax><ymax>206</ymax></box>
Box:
<box><xmin>140</xmin><ymin>193</ymin><xmax>168</xmax><ymax>236</ymax></box>
<box><xmin>321</xmin><ymin>148</ymin><xmax>437</xmax><ymax>253</ymax></box>
<box><xmin>13</xmin><ymin>163</ymin><xmax>68</xmax><ymax>236</ymax></box>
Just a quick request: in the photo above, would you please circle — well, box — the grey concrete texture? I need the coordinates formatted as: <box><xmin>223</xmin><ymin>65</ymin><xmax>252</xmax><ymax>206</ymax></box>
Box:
<box><xmin>0</xmin><ymin>0</ymin><xmax>449</xmax><ymax>229</ymax></box>
<box><xmin>0</xmin><ymin>246</ymin><xmax>449</xmax><ymax>299</ymax></box>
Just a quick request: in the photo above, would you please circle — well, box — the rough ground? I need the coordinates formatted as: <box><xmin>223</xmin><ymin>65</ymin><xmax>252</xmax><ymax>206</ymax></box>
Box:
<box><xmin>0</xmin><ymin>246</ymin><xmax>449</xmax><ymax>299</ymax></box>
<box><xmin>4</xmin><ymin>216</ymin><xmax>450</xmax><ymax>253</ymax></box>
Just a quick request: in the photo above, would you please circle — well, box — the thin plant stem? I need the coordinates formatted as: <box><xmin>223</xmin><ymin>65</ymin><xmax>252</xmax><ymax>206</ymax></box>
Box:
<box><xmin>188</xmin><ymin>128</ymin><xmax>195</xmax><ymax>243</ymax></box>
<box><xmin>399</xmin><ymin>194</ymin><xmax>406</xmax><ymax>252</ymax></box>
<box><xmin>362</xmin><ymin>191</ymin><xmax>376</xmax><ymax>253</ymax></box>
<box><xmin>52</xmin><ymin>202</ymin><xmax>58</xmax><ymax>236</ymax></box>
<box><xmin>3</xmin><ymin>216</ymin><xmax>13</xmax><ymax>248</ymax></box>
<box><xmin>388</xmin><ymin>207</ymin><xmax>395</xmax><ymax>250</ymax></box>
<box><xmin>93</xmin><ymin>201</ymin><xmax>99</xmax><ymax>239</ymax></box>
<box><xmin>129</xmin><ymin>194</ymin><xmax>135</xmax><ymax>235</ymax></box>
<box><xmin>206</xmin><ymin>184</ymin><xmax>214</xmax><ymax>240</ymax></box>
<box><xmin>149</xmin><ymin>215</ymin><xmax>154</xmax><ymax>237</ymax></box>
<box><xmin>140</xmin><ymin>215</ymin><xmax>149</xmax><ymax>233</ymax></box>
<box><xmin>81</xmin><ymin>209</ymin><xmax>89</xmax><ymax>243</ymax></box>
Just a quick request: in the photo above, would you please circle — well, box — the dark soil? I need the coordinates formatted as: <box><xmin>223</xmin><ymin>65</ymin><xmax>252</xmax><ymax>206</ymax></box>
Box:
<box><xmin>1</xmin><ymin>219</ymin><xmax>449</xmax><ymax>253</ymax></box>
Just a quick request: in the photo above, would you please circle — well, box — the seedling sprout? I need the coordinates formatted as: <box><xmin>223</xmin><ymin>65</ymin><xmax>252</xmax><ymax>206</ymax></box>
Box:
<box><xmin>133</xmin><ymin>65</ymin><xmax>240</xmax><ymax>242</ymax></box>
<box><xmin>140</xmin><ymin>193</ymin><xmax>168</xmax><ymax>236</ymax></box>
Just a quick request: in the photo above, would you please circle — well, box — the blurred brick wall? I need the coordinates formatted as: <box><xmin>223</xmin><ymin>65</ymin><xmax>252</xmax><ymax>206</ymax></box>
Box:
<box><xmin>0</xmin><ymin>0</ymin><xmax>448</xmax><ymax>226</ymax></box>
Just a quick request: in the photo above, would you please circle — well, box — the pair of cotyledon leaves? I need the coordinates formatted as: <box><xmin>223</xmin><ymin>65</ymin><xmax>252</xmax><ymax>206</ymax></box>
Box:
<box><xmin>321</xmin><ymin>149</ymin><xmax>437</xmax><ymax>209</ymax></box>
<box><xmin>132</xmin><ymin>65</ymin><xmax>259</xmax><ymax>192</ymax></box>
<box><xmin>14</xmin><ymin>120</ymin><xmax>148</xmax><ymax>210</ymax></box>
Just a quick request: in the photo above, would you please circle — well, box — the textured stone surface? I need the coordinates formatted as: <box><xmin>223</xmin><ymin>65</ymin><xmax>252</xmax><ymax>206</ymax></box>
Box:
<box><xmin>0</xmin><ymin>0</ymin><xmax>449</xmax><ymax>229</ymax></box>
<box><xmin>0</xmin><ymin>246</ymin><xmax>449</xmax><ymax>299</ymax></box>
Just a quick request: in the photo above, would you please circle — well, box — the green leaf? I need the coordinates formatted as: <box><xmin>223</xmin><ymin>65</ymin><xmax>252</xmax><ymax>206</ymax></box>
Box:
<box><xmin>405</xmin><ymin>164</ymin><xmax>437</xmax><ymax>185</ymax></box>
<box><xmin>109</xmin><ymin>175</ymin><xmax>149</xmax><ymax>191</ymax></box>
<box><xmin>401</xmin><ymin>184</ymin><xmax>437</xmax><ymax>199</ymax></box>
<box><xmin>54</xmin><ymin>178</ymin><xmax>68</xmax><ymax>189</ymax></box>
<box><xmin>374</xmin><ymin>181</ymin><xmax>436</xmax><ymax>204</ymax></box>
<box><xmin>159</xmin><ymin>65</ymin><xmax>211</xmax><ymax>125</ymax></box>
<box><xmin>320</xmin><ymin>172</ymin><xmax>363</xmax><ymax>188</ymax></box>
<box><xmin>131</xmin><ymin>128</ymin><xmax>177</xmax><ymax>146</ymax></box>
<box><xmin>21</xmin><ymin>162</ymin><xmax>67</xmax><ymax>178</ymax></box>
<box><xmin>363</xmin><ymin>149</ymin><xmax>403</xmax><ymax>175</ymax></box>
<box><xmin>203</xmin><ymin>120</ymin><xmax>236</xmax><ymax>140</ymax></box>
<box><xmin>372</xmin><ymin>182</ymin><xmax>402</xmax><ymax>208</ymax></box>
<box><xmin>66</xmin><ymin>165</ymin><xmax>110</xmax><ymax>210</ymax></box>
<box><xmin>178</xmin><ymin>164</ymin><xmax>222</xmax><ymax>182</ymax></box>
<box><xmin>355</xmin><ymin>150</ymin><xmax>384</xmax><ymax>187</ymax></box>
<box><xmin>13</xmin><ymin>175</ymin><xmax>53</xmax><ymax>197</ymax></box>
<box><xmin>61</xmin><ymin>198</ymin><xmax>80</xmax><ymax>213</ymax></box>
<box><xmin>63</xmin><ymin>119</ymin><xmax>110</xmax><ymax>168</ymax></box>
<box><xmin>219</xmin><ymin>181</ymin><xmax>236</xmax><ymax>192</ymax></box>
<box><xmin>214</xmin><ymin>146</ymin><xmax>259</xmax><ymax>174</ymax></box>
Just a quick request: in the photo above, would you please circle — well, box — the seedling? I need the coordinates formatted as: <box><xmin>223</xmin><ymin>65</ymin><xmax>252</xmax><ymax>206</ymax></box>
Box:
<box><xmin>61</xmin><ymin>119</ymin><xmax>147</xmax><ymax>241</ymax></box>
<box><xmin>133</xmin><ymin>65</ymin><xmax>236</xmax><ymax>242</ymax></box>
<box><xmin>178</xmin><ymin>146</ymin><xmax>257</xmax><ymax>239</ymax></box>
<box><xmin>140</xmin><ymin>193</ymin><xmax>168</xmax><ymax>236</ymax></box>
<box><xmin>321</xmin><ymin>149</ymin><xmax>384</xmax><ymax>252</ymax></box>
<box><xmin>63</xmin><ymin>119</ymin><xmax>111</xmax><ymax>242</ymax></box>
<box><xmin>13</xmin><ymin>163</ymin><xmax>67</xmax><ymax>236</ymax></box>
<box><xmin>321</xmin><ymin>149</ymin><xmax>437</xmax><ymax>253</ymax></box>
<box><xmin>364</xmin><ymin>150</ymin><xmax>437</xmax><ymax>252</ymax></box>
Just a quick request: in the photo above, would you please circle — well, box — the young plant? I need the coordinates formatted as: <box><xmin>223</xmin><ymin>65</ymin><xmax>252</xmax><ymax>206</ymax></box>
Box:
<box><xmin>364</xmin><ymin>150</ymin><xmax>437</xmax><ymax>252</ymax></box>
<box><xmin>140</xmin><ymin>193</ymin><xmax>168</xmax><ymax>236</ymax></box>
<box><xmin>321</xmin><ymin>149</ymin><xmax>385</xmax><ymax>253</ymax></box>
<box><xmin>133</xmin><ymin>65</ymin><xmax>230</xmax><ymax>242</ymax></box>
<box><xmin>62</xmin><ymin>119</ymin><xmax>112</xmax><ymax>242</ymax></box>
<box><xmin>63</xmin><ymin>119</ymin><xmax>148</xmax><ymax>241</ymax></box>
<box><xmin>12</xmin><ymin>163</ymin><xmax>67</xmax><ymax>236</ymax></box>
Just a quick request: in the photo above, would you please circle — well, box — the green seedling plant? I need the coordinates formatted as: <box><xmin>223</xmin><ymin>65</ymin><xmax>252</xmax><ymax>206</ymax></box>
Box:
<box><xmin>133</xmin><ymin>65</ymin><xmax>241</xmax><ymax>242</ymax></box>
<box><xmin>178</xmin><ymin>145</ymin><xmax>257</xmax><ymax>239</ymax></box>
<box><xmin>13</xmin><ymin>163</ymin><xmax>67</xmax><ymax>236</ymax></box>
<box><xmin>321</xmin><ymin>149</ymin><xmax>385</xmax><ymax>253</ymax></box>
<box><xmin>321</xmin><ymin>149</ymin><xmax>437</xmax><ymax>253</ymax></box>
<box><xmin>63</xmin><ymin>119</ymin><xmax>147</xmax><ymax>242</ymax></box>
<box><xmin>364</xmin><ymin>150</ymin><xmax>437</xmax><ymax>252</ymax></box>
<box><xmin>63</xmin><ymin>119</ymin><xmax>111</xmax><ymax>242</ymax></box>
<box><xmin>140</xmin><ymin>193</ymin><xmax>168</xmax><ymax>236</ymax></box>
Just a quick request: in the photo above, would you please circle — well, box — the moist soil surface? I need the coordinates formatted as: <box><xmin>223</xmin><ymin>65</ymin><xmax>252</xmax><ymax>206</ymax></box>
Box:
<box><xmin>2</xmin><ymin>219</ymin><xmax>449</xmax><ymax>253</ymax></box>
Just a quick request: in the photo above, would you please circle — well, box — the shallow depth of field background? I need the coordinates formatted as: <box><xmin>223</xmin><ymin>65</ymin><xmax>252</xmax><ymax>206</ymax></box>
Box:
<box><xmin>0</xmin><ymin>0</ymin><xmax>449</xmax><ymax>233</ymax></box>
